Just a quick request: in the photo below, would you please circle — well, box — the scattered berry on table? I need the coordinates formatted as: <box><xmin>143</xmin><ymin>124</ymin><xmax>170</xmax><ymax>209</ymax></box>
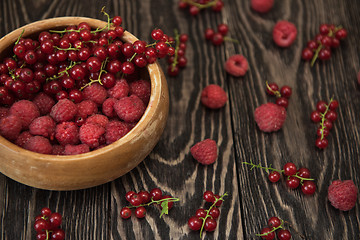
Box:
<box><xmin>254</xmin><ymin>102</ymin><xmax>286</xmax><ymax>132</ymax></box>
<box><xmin>200</xmin><ymin>84</ymin><xmax>227</xmax><ymax>109</ymax></box>
<box><xmin>178</xmin><ymin>0</ymin><xmax>224</xmax><ymax>16</ymax></box>
<box><xmin>33</xmin><ymin>207</ymin><xmax>64</xmax><ymax>240</ymax></box>
<box><xmin>328</xmin><ymin>180</ymin><xmax>358</xmax><ymax>211</ymax></box>
<box><xmin>224</xmin><ymin>54</ymin><xmax>248</xmax><ymax>77</ymax></box>
<box><xmin>272</xmin><ymin>20</ymin><xmax>298</xmax><ymax>47</ymax></box>
<box><xmin>251</xmin><ymin>0</ymin><xmax>274</xmax><ymax>13</ymax></box>
<box><xmin>190</xmin><ymin>139</ymin><xmax>218</xmax><ymax>165</ymax></box>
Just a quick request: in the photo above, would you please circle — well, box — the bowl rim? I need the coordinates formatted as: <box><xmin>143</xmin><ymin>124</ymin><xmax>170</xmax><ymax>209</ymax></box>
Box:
<box><xmin>0</xmin><ymin>16</ymin><xmax>165</xmax><ymax>162</ymax></box>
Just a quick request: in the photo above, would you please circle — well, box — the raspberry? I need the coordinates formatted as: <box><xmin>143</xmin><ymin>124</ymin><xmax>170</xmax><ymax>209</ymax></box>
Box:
<box><xmin>15</xmin><ymin>131</ymin><xmax>33</xmax><ymax>147</ymax></box>
<box><xmin>273</xmin><ymin>20</ymin><xmax>298</xmax><ymax>47</ymax></box>
<box><xmin>107</xmin><ymin>78</ymin><xmax>130</xmax><ymax>99</ymax></box>
<box><xmin>190</xmin><ymin>139</ymin><xmax>218</xmax><ymax>165</ymax></box>
<box><xmin>114</xmin><ymin>95</ymin><xmax>146</xmax><ymax>123</ymax></box>
<box><xmin>29</xmin><ymin>116</ymin><xmax>56</xmax><ymax>138</ymax></box>
<box><xmin>82</xmin><ymin>83</ymin><xmax>107</xmax><ymax>105</ymax></box>
<box><xmin>24</xmin><ymin>136</ymin><xmax>52</xmax><ymax>154</ymax></box>
<box><xmin>79</xmin><ymin>123</ymin><xmax>105</xmax><ymax>148</ymax></box>
<box><xmin>105</xmin><ymin>120</ymin><xmax>131</xmax><ymax>144</ymax></box>
<box><xmin>0</xmin><ymin>115</ymin><xmax>22</xmax><ymax>141</ymax></box>
<box><xmin>50</xmin><ymin>99</ymin><xmax>78</xmax><ymax>122</ymax></box>
<box><xmin>0</xmin><ymin>107</ymin><xmax>9</xmax><ymax>119</ymax></box>
<box><xmin>9</xmin><ymin>100</ymin><xmax>40</xmax><ymax>129</ymax></box>
<box><xmin>52</xmin><ymin>145</ymin><xmax>65</xmax><ymax>155</ymax></box>
<box><xmin>224</xmin><ymin>54</ymin><xmax>248</xmax><ymax>77</ymax></box>
<box><xmin>85</xmin><ymin>114</ymin><xmax>109</xmax><ymax>128</ymax></box>
<box><xmin>254</xmin><ymin>103</ymin><xmax>287</xmax><ymax>132</ymax></box>
<box><xmin>200</xmin><ymin>84</ymin><xmax>227</xmax><ymax>109</ymax></box>
<box><xmin>102</xmin><ymin>97</ymin><xmax>117</xmax><ymax>118</ymax></box>
<box><xmin>251</xmin><ymin>0</ymin><xmax>274</xmax><ymax>13</ymax></box>
<box><xmin>129</xmin><ymin>79</ymin><xmax>151</xmax><ymax>105</ymax></box>
<box><xmin>328</xmin><ymin>180</ymin><xmax>358</xmax><ymax>211</ymax></box>
<box><xmin>32</xmin><ymin>92</ymin><xmax>55</xmax><ymax>115</ymax></box>
<box><xmin>76</xmin><ymin>100</ymin><xmax>98</xmax><ymax>118</ymax></box>
<box><xmin>55</xmin><ymin>122</ymin><xmax>79</xmax><ymax>146</ymax></box>
<box><xmin>63</xmin><ymin>144</ymin><xmax>90</xmax><ymax>155</ymax></box>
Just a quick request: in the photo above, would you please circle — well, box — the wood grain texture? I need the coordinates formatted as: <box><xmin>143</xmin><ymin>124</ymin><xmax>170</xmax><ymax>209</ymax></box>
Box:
<box><xmin>0</xmin><ymin>0</ymin><xmax>359</xmax><ymax>239</ymax></box>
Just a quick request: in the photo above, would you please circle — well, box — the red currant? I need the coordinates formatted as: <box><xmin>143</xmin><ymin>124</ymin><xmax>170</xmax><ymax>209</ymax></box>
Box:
<box><xmin>283</xmin><ymin>162</ymin><xmax>297</xmax><ymax>176</ymax></box>
<box><xmin>268</xmin><ymin>216</ymin><xmax>281</xmax><ymax>228</ymax></box>
<box><xmin>49</xmin><ymin>212</ymin><xmax>62</xmax><ymax>228</ymax></box>
<box><xmin>120</xmin><ymin>207</ymin><xmax>132</xmax><ymax>219</ymax></box>
<box><xmin>297</xmin><ymin>167</ymin><xmax>311</xmax><ymax>178</ymax></box>
<box><xmin>205</xmin><ymin>28</ymin><xmax>215</xmax><ymax>40</ymax></box>
<box><xmin>301</xmin><ymin>181</ymin><xmax>316</xmax><ymax>195</ymax></box>
<box><xmin>211</xmin><ymin>33</ymin><xmax>224</xmax><ymax>45</ymax></box>
<box><xmin>129</xmin><ymin>193</ymin><xmax>142</xmax><ymax>206</ymax></box>
<box><xmin>209</xmin><ymin>207</ymin><xmax>220</xmax><ymax>219</ymax></box>
<box><xmin>217</xmin><ymin>23</ymin><xmax>229</xmax><ymax>36</ymax></box>
<box><xmin>268</xmin><ymin>171</ymin><xmax>281</xmax><ymax>183</ymax></box>
<box><xmin>266</xmin><ymin>82</ymin><xmax>279</xmax><ymax>96</ymax></box>
<box><xmin>138</xmin><ymin>190</ymin><xmax>151</xmax><ymax>204</ymax></box>
<box><xmin>301</xmin><ymin>48</ymin><xmax>314</xmax><ymax>61</ymax></box>
<box><xmin>315</xmin><ymin>137</ymin><xmax>328</xmax><ymax>149</ymax></box>
<box><xmin>280</xmin><ymin>86</ymin><xmax>292</xmax><ymax>98</ymax></box>
<box><xmin>286</xmin><ymin>176</ymin><xmax>300</xmax><ymax>189</ymax></box>
<box><xmin>276</xmin><ymin>97</ymin><xmax>289</xmax><ymax>108</ymax></box>
<box><xmin>188</xmin><ymin>216</ymin><xmax>203</xmax><ymax>231</ymax></box>
<box><xmin>135</xmin><ymin>206</ymin><xmax>147</xmax><ymax>218</ymax></box>
<box><xmin>204</xmin><ymin>218</ymin><xmax>217</xmax><ymax>232</ymax></box>
<box><xmin>328</xmin><ymin>100</ymin><xmax>339</xmax><ymax>110</ymax></box>
<box><xmin>195</xmin><ymin>208</ymin><xmax>207</xmax><ymax>218</ymax></box>
<box><xmin>277</xmin><ymin>229</ymin><xmax>292</xmax><ymax>240</ymax></box>
<box><xmin>325</xmin><ymin>110</ymin><xmax>337</xmax><ymax>122</ymax></box>
<box><xmin>310</xmin><ymin>110</ymin><xmax>322</xmax><ymax>123</ymax></box>
<box><xmin>150</xmin><ymin>188</ymin><xmax>162</xmax><ymax>201</ymax></box>
<box><xmin>316</xmin><ymin>101</ymin><xmax>328</xmax><ymax>113</ymax></box>
<box><xmin>260</xmin><ymin>227</ymin><xmax>275</xmax><ymax>240</ymax></box>
<box><xmin>203</xmin><ymin>191</ymin><xmax>215</xmax><ymax>203</ymax></box>
<box><xmin>317</xmin><ymin>127</ymin><xmax>330</xmax><ymax>138</ymax></box>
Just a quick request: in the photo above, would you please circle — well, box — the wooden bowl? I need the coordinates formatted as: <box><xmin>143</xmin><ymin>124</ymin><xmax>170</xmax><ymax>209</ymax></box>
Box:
<box><xmin>0</xmin><ymin>17</ymin><xmax>169</xmax><ymax>190</ymax></box>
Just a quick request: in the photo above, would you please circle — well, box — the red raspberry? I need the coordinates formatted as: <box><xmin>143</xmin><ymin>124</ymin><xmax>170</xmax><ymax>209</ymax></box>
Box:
<box><xmin>107</xmin><ymin>78</ymin><xmax>130</xmax><ymax>99</ymax></box>
<box><xmin>55</xmin><ymin>122</ymin><xmax>80</xmax><ymax>146</ymax></box>
<box><xmin>224</xmin><ymin>54</ymin><xmax>248</xmax><ymax>77</ymax></box>
<box><xmin>79</xmin><ymin>123</ymin><xmax>105</xmax><ymax>148</ymax></box>
<box><xmin>52</xmin><ymin>145</ymin><xmax>65</xmax><ymax>155</ymax></box>
<box><xmin>114</xmin><ymin>95</ymin><xmax>146</xmax><ymax>123</ymax></box>
<box><xmin>129</xmin><ymin>79</ymin><xmax>151</xmax><ymax>105</ymax></box>
<box><xmin>50</xmin><ymin>99</ymin><xmax>78</xmax><ymax>122</ymax></box>
<box><xmin>102</xmin><ymin>97</ymin><xmax>117</xmax><ymax>118</ymax></box>
<box><xmin>9</xmin><ymin>100</ymin><xmax>40</xmax><ymax>129</ymax></box>
<box><xmin>0</xmin><ymin>107</ymin><xmax>9</xmax><ymax>119</ymax></box>
<box><xmin>254</xmin><ymin>103</ymin><xmax>287</xmax><ymax>132</ymax></box>
<box><xmin>32</xmin><ymin>93</ymin><xmax>55</xmax><ymax>115</ymax></box>
<box><xmin>82</xmin><ymin>83</ymin><xmax>107</xmax><ymax>105</ymax></box>
<box><xmin>200</xmin><ymin>84</ymin><xmax>227</xmax><ymax>109</ymax></box>
<box><xmin>15</xmin><ymin>131</ymin><xmax>33</xmax><ymax>147</ymax></box>
<box><xmin>63</xmin><ymin>144</ymin><xmax>90</xmax><ymax>155</ymax></box>
<box><xmin>24</xmin><ymin>136</ymin><xmax>52</xmax><ymax>154</ymax></box>
<box><xmin>0</xmin><ymin>115</ymin><xmax>22</xmax><ymax>141</ymax></box>
<box><xmin>29</xmin><ymin>116</ymin><xmax>56</xmax><ymax>138</ymax></box>
<box><xmin>328</xmin><ymin>180</ymin><xmax>358</xmax><ymax>211</ymax></box>
<box><xmin>251</xmin><ymin>0</ymin><xmax>274</xmax><ymax>13</ymax></box>
<box><xmin>273</xmin><ymin>20</ymin><xmax>298</xmax><ymax>47</ymax></box>
<box><xmin>105</xmin><ymin>120</ymin><xmax>131</xmax><ymax>144</ymax></box>
<box><xmin>85</xmin><ymin>114</ymin><xmax>109</xmax><ymax>128</ymax></box>
<box><xmin>77</xmin><ymin>100</ymin><xmax>98</xmax><ymax>118</ymax></box>
<box><xmin>190</xmin><ymin>139</ymin><xmax>218</xmax><ymax>165</ymax></box>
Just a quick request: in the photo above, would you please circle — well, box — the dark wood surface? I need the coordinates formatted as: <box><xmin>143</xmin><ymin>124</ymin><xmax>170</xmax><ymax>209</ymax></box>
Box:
<box><xmin>0</xmin><ymin>0</ymin><xmax>359</xmax><ymax>239</ymax></box>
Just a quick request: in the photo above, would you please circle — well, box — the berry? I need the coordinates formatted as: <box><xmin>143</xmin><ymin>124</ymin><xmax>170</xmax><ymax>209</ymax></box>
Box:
<box><xmin>129</xmin><ymin>193</ymin><xmax>142</xmax><ymax>206</ymax></box>
<box><xmin>55</xmin><ymin>122</ymin><xmax>80</xmax><ymax>146</ymax></box>
<box><xmin>328</xmin><ymin>180</ymin><xmax>358</xmax><ymax>211</ymax></box>
<box><xmin>29</xmin><ymin>116</ymin><xmax>56</xmax><ymax>138</ymax></box>
<box><xmin>76</xmin><ymin>100</ymin><xmax>98</xmax><ymax>119</ymax></box>
<box><xmin>135</xmin><ymin>206</ymin><xmax>146</xmax><ymax>218</ymax></box>
<box><xmin>251</xmin><ymin>0</ymin><xmax>274</xmax><ymax>13</ymax></box>
<box><xmin>195</xmin><ymin>208</ymin><xmax>207</xmax><ymax>218</ymax></box>
<box><xmin>50</xmin><ymin>99</ymin><xmax>78</xmax><ymax>122</ymax></box>
<box><xmin>34</xmin><ymin>218</ymin><xmax>49</xmax><ymax>233</ymax></box>
<box><xmin>329</xmin><ymin>100</ymin><xmax>339</xmax><ymax>110</ymax></box>
<box><xmin>276</xmin><ymin>97</ymin><xmax>289</xmax><ymax>108</ymax></box>
<box><xmin>0</xmin><ymin>115</ymin><xmax>22</xmax><ymax>141</ymax></box>
<box><xmin>200</xmin><ymin>84</ymin><xmax>227</xmax><ymax>109</ymax></box>
<box><xmin>315</xmin><ymin>137</ymin><xmax>328</xmax><ymax>149</ymax></box>
<box><xmin>102</xmin><ymin>97</ymin><xmax>117</xmax><ymax>118</ymax></box>
<box><xmin>286</xmin><ymin>176</ymin><xmax>300</xmax><ymax>189</ymax></box>
<box><xmin>297</xmin><ymin>167</ymin><xmax>311</xmax><ymax>178</ymax></box>
<box><xmin>211</xmin><ymin>33</ymin><xmax>224</xmax><ymax>45</ymax></box>
<box><xmin>301</xmin><ymin>181</ymin><xmax>316</xmax><ymax>195</ymax></box>
<box><xmin>277</xmin><ymin>229</ymin><xmax>292</xmax><ymax>240</ymax></box>
<box><xmin>129</xmin><ymin>79</ymin><xmax>151</xmax><ymax>105</ymax></box>
<box><xmin>190</xmin><ymin>139</ymin><xmax>218</xmax><ymax>165</ymax></box>
<box><xmin>150</xmin><ymin>188</ymin><xmax>163</xmax><ymax>201</ymax></box>
<box><xmin>301</xmin><ymin>48</ymin><xmax>314</xmax><ymax>60</ymax></box>
<box><xmin>107</xmin><ymin>78</ymin><xmax>130</xmax><ymax>99</ymax></box>
<box><xmin>9</xmin><ymin>100</ymin><xmax>40</xmax><ymax>129</ymax></box>
<box><xmin>188</xmin><ymin>216</ymin><xmax>203</xmax><ymax>231</ymax></box>
<box><xmin>49</xmin><ymin>212</ymin><xmax>62</xmax><ymax>228</ymax></box>
<box><xmin>209</xmin><ymin>207</ymin><xmax>220</xmax><ymax>219</ymax></box>
<box><xmin>266</xmin><ymin>83</ymin><xmax>279</xmax><ymax>96</ymax></box>
<box><xmin>260</xmin><ymin>227</ymin><xmax>275</xmax><ymax>240</ymax></box>
<box><xmin>268</xmin><ymin>171</ymin><xmax>281</xmax><ymax>183</ymax></box>
<box><xmin>283</xmin><ymin>162</ymin><xmax>297</xmax><ymax>176</ymax></box>
<box><xmin>268</xmin><ymin>216</ymin><xmax>281</xmax><ymax>228</ymax></box>
<box><xmin>114</xmin><ymin>95</ymin><xmax>146</xmax><ymax>123</ymax></box>
<box><xmin>310</xmin><ymin>110</ymin><xmax>322</xmax><ymax>122</ymax></box>
<box><xmin>82</xmin><ymin>83</ymin><xmax>107</xmax><ymax>105</ymax></box>
<box><xmin>203</xmin><ymin>190</ymin><xmax>215</xmax><ymax>203</ymax></box>
<box><xmin>105</xmin><ymin>120</ymin><xmax>131</xmax><ymax>144</ymax></box>
<box><xmin>79</xmin><ymin>123</ymin><xmax>105</xmax><ymax>148</ymax></box>
<box><xmin>52</xmin><ymin>145</ymin><xmax>65</xmax><ymax>155</ymax></box>
<box><xmin>63</xmin><ymin>144</ymin><xmax>90</xmax><ymax>155</ymax></box>
<box><xmin>204</xmin><ymin>218</ymin><xmax>217</xmax><ymax>232</ymax></box>
<box><xmin>24</xmin><ymin>136</ymin><xmax>52</xmax><ymax>154</ymax></box>
<box><xmin>280</xmin><ymin>86</ymin><xmax>292</xmax><ymax>98</ymax></box>
<box><xmin>15</xmin><ymin>131</ymin><xmax>33</xmax><ymax>148</ymax></box>
<box><xmin>272</xmin><ymin>20</ymin><xmax>297</xmax><ymax>47</ymax></box>
<box><xmin>51</xmin><ymin>229</ymin><xmax>65</xmax><ymax>240</ymax></box>
<box><xmin>224</xmin><ymin>54</ymin><xmax>248</xmax><ymax>77</ymax></box>
<box><xmin>205</xmin><ymin>28</ymin><xmax>215</xmax><ymax>40</ymax></box>
<box><xmin>138</xmin><ymin>190</ymin><xmax>151</xmax><ymax>204</ymax></box>
<box><xmin>86</xmin><ymin>114</ymin><xmax>109</xmax><ymax>128</ymax></box>
<box><xmin>217</xmin><ymin>23</ymin><xmax>229</xmax><ymax>36</ymax></box>
<box><xmin>161</xmin><ymin>195</ymin><xmax>174</xmax><ymax>210</ymax></box>
<box><xmin>254</xmin><ymin>103</ymin><xmax>287</xmax><ymax>132</ymax></box>
<box><xmin>325</xmin><ymin>110</ymin><xmax>337</xmax><ymax>122</ymax></box>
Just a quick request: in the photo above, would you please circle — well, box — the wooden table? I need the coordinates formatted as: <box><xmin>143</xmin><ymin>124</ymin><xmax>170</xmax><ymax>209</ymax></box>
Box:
<box><xmin>1</xmin><ymin>0</ymin><xmax>359</xmax><ymax>239</ymax></box>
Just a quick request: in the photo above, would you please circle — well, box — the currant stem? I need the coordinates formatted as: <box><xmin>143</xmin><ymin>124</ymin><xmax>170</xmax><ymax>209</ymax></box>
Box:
<box><xmin>319</xmin><ymin>97</ymin><xmax>334</xmax><ymax>140</ymax></box>
<box><xmin>265</xmin><ymin>81</ymin><xmax>281</xmax><ymax>98</ymax></box>
<box><xmin>181</xmin><ymin>0</ymin><xmax>219</xmax><ymax>9</ymax></box>
<box><xmin>310</xmin><ymin>44</ymin><xmax>322</xmax><ymax>67</ymax></box>
<box><xmin>291</xmin><ymin>174</ymin><xmax>315</xmax><ymax>183</ymax></box>
<box><xmin>223</xmin><ymin>36</ymin><xmax>239</xmax><ymax>44</ymax></box>
<box><xmin>242</xmin><ymin>160</ymin><xmax>283</xmax><ymax>174</ymax></box>
<box><xmin>256</xmin><ymin>219</ymin><xmax>285</xmax><ymax>237</ymax></box>
<box><xmin>80</xmin><ymin>58</ymin><xmax>108</xmax><ymax>90</ymax></box>
<box><xmin>199</xmin><ymin>192</ymin><xmax>228</xmax><ymax>238</ymax></box>
<box><xmin>15</xmin><ymin>29</ymin><xmax>25</xmax><ymax>45</ymax></box>
<box><xmin>171</xmin><ymin>29</ymin><xmax>180</xmax><ymax>71</ymax></box>
<box><xmin>284</xmin><ymin>220</ymin><xmax>306</xmax><ymax>239</ymax></box>
<box><xmin>46</xmin><ymin>61</ymin><xmax>80</xmax><ymax>82</ymax></box>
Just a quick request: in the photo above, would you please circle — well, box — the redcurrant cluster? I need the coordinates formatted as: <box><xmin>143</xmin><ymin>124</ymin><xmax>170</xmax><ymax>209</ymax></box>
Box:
<box><xmin>178</xmin><ymin>0</ymin><xmax>224</xmax><ymax>16</ymax></box>
<box><xmin>188</xmin><ymin>191</ymin><xmax>227</xmax><ymax>238</ymax></box>
<box><xmin>257</xmin><ymin>217</ymin><xmax>294</xmax><ymax>240</ymax></box>
<box><xmin>167</xmin><ymin>30</ymin><xmax>188</xmax><ymax>76</ymax></box>
<box><xmin>243</xmin><ymin>160</ymin><xmax>316</xmax><ymax>195</ymax></box>
<box><xmin>33</xmin><ymin>207</ymin><xmax>64</xmax><ymax>240</ymax></box>
<box><xmin>301</xmin><ymin>24</ymin><xmax>347</xmax><ymax>66</ymax></box>
<box><xmin>266</xmin><ymin>82</ymin><xmax>292</xmax><ymax>108</ymax></box>
<box><xmin>0</xmin><ymin>8</ymin><xmax>173</xmax><ymax>106</ymax></box>
<box><xmin>204</xmin><ymin>23</ymin><xmax>236</xmax><ymax>46</ymax></box>
<box><xmin>310</xmin><ymin>98</ymin><xmax>339</xmax><ymax>149</ymax></box>
<box><xmin>120</xmin><ymin>188</ymin><xmax>180</xmax><ymax>219</ymax></box>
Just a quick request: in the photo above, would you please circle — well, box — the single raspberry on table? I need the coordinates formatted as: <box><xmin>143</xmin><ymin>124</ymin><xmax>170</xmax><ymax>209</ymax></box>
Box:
<box><xmin>15</xmin><ymin>131</ymin><xmax>33</xmax><ymax>147</ymax></box>
<box><xmin>55</xmin><ymin>122</ymin><xmax>80</xmax><ymax>146</ymax></box>
<box><xmin>251</xmin><ymin>0</ymin><xmax>274</xmax><ymax>13</ymax></box>
<box><xmin>224</xmin><ymin>54</ymin><xmax>248</xmax><ymax>77</ymax></box>
<box><xmin>0</xmin><ymin>115</ymin><xmax>22</xmax><ymax>141</ymax></box>
<box><xmin>24</xmin><ymin>136</ymin><xmax>52</xmax><ymax>154</ymax></box>
<box><xmin>9</xmin><ymin>100</ymin><xmax>40</xmax><ymax>129</ymax></box>
<box><xmin>190</xmin><ymin>139</ymin><xmax>218</xmax><ymax>165</ymax></box>
<box><xmin>105</xmin><ymin>120</ymin><xmax>131</xmax><ymax>144</ymax></box>
<box><xmin>114</xmin><ymin>94</ymin><xmax>146</xmax><ymax>123</ymax></box>
<box><xmin>32</xmin><ymin>92</ymin><xmax>55</xmax><ymax>115</ymax></box>
<box><xmin>102</xmin><ymin>97</ymin><xmax>117</xmax><ymax>118</ymax></box>
<box><xmin>328</xmin><ymin>180</ymin><xmax>358</xmax><ymax>211</ymax></box>
<box><xmin>29</xmin><ymin>116</ymin><xmax>56</xmax><ymax>138</ymax></box>
<box><xmin>107</xmin><ymin>78</ymin><xmax>130</xmax><ymax>99</ymax></box>
<box><xmin>50</xmin><ymin>99</ymin><xmax>78</xmax><ymax>123</ymax></box>
<box><xmin>254</xmin><ymin>103</ymin><xmax>287</xmax><ymax>132</ymax></box>
<box><xmin>85</xmin><ymin>114</ymin><xmax>109</xmax><ymax>128</ymax></box>
<box><xmin>129</xmin><ymin>79</ymin><xmax>151</xmax><ymax>105</ymax></box>
<box><xmin>200</xmin><ymin>84</ymin><xmax>227</xmax><ymax>109</ymax></box>
<box><xmin>272</xmin><ymin>20</ymin><xmax>298</xmax><ymax>47</ymax></box>
<box><xmin>76</xmin><ymin>100</ymin><xmax>98</xmax><ymax>118</ymax></box>
<box><xmin>63</xmin><ymin>144</ymin><xmax>90</xmax><ymax>155</ymax></box>
<box><xmin>82</xmin><ymin>83</ymin><xmax>107</xmax><ymax>105</ymax></box>
<box><xmin>79</xmin><ymin>123</ymin><xmax>105</xmax><ymax>148</ymax></box>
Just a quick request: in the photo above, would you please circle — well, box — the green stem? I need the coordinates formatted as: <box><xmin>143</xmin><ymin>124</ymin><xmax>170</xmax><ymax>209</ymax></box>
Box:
<box><xmin>80</xmin><ymin>58</ymin><xmax>108</xmax><ymax>90</ymax></box>
<box><xmin>223</xmin><ymin>36</ymin><xmax>239</xmax><ymax>44</ymax></box>
<box><xmin>15</xmin><ymin>29</ymin><xmax>25</xmax><ymax>45</ymax></box>
<box><xmin>256</xmin><ymin>219</ymin><xmax>285</xmax><ymax>237</ymax></box>
<box><xmin>46</xmin><ymin>61</ymin><xmax>80</xmax><ymax>82</ymax></box>
<box><xmin>310</xmin><ymin>44</ymin><xmax>322</xmax><ymax>67</ymax></box>
<box><xmin>181</xmin><ymin>0</ymin><xmax>219</xmax><ymax>9</ymax></box>
<box><xmin>319</xmin><ymin>97</ymin><xmax>334</xmax><ymax>140</ymax></box>
<box><xmin>171</xmin><ymin>29</ymin><xmax>180</xmax><ymax>71</ymax></box>
<box><xmin>242</xmin><ymin>160</ymin><xmax>283</xmax><ymax>174</ymax></box>
<box><xmin>265</xmin><ymin>81</ymin><xmax>281</xmax><ymax>98</ymax></box>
